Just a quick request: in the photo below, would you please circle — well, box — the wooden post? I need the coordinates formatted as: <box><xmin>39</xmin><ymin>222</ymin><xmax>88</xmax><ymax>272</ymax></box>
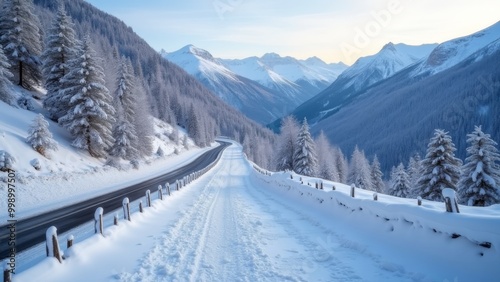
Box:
<box><xmin>166</xmin><ymin>182</ymin><xmax>171</xmax><ymax>196</ymax></box>
<box><xmin>320</xmin><ymin>182</ymin><xmax>324</xmax><ymax>190</ymax></box>
<box><xmin>315</xmin><ymin>182</ymin><xmax>318</xmax><ymax>189</ymax></box>
<box><xmin>67</xmin><ymin>235</ymin><xmax>74</xmax><ymax>249</ymax></box>
<box><xmin>123</xmin><ymin>197</ymin><xmax>131</xmax><ymax>221</ymax></box>
<box><xmin>417</xmin><ymin>196</ymin><xmax>422</xmax><ymax>206</ymax></box>
<box><xmin>176</xmin><ymin>180</ymin><xmax>179</xmax><ymax>191</ymax></box>
<box><xmin>146</xmin><ymin>190</ymin><xmax>152</xmax><ymax>207</ymax></box>
<box><xmin>94</xmin><ymin>207</ymin><xmax>104</xmax><ymax>235</ymax></box>
<box><xmin>373</xmin><ymin>193</ymin><xmax>378</xmax><ymax>201</ymax></box>
<box><xmin>46</xmin><ymin>226</ymin><xmax>62</xmax><ymax>263</ymax></box>
<box><xmin>291</xmin><ymin>174</ymin><xmax>293</xmax><ymax>179</ymax></box>
<box><xmin>4</xmin><ymin>262</ymin><xmax>12</xmax><ymax>282</ymax></box>
<box><xmin>350</xmin><ymin>184</ymin><xmax>355</xmax><ymax>198</ymax></box>
<box><xmin>332</xmin><ymin>185</ymin><xmax>336</xmax><ymax>191</ymax></box>
<box><xmin>442</xmin><ymin>188</ymin><xmax>460</xmax><ymax>213</ymax></box>
<box><xmin>114</xmin><ymin>214</ymin><xmax>119</xmax><ymax>226</ymax></box>
<box><xmin>158</xmin><ymin>185</ymin><xmax>163</xmax><ymax>200</ymax></box>
<box><xmin>139</xmin><ymin>201</ymin><xmax>144</xmax><ymax>213</ymax></box>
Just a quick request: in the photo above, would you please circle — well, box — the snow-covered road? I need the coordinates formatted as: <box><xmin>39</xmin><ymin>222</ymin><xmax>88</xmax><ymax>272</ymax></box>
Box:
<box><xmin>15</xmin><ymin>143</ymin><xmax>496</xmax><ymax>281</ymax></box>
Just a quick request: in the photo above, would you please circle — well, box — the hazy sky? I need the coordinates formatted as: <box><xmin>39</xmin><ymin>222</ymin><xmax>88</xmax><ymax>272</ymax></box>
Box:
<box><xmin>85</xmin><ymin>0</ymin><xmax>499</xmax><ymax>65</ymax></box>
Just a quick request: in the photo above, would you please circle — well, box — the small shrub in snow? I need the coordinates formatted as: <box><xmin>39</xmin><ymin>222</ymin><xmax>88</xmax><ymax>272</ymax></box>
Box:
<box><xmin>26</xmin><ymin>114</ymin><xmax>58</xmax><ymax>157</ymax></box>
<box><xmin>105</xmin><ymin>156</ymin><xmax>121</xmax><ymax>169</ymax></box>
<box><xmin>130</xmin><ymin>159</ymin><xmax>140</xmax><ymax>169</ymax></box>
<box><xmin>30</xmin><ymin>158</ymin><xmax>41</xmax><ymax>170</ymax></box>
<box><xmin>17</xmin><ymin>95</ymin><xmax>35</xmax><ymax>111</ymax></box>
<box><xmin>156</xmin><ymin>146</ymin><xmax>165</xmax><ymax>157</ymax></box>
<box><xmin>0</xmin><ymin>150</ymin><xmax>15</xmax><ymax>172</ymax></box>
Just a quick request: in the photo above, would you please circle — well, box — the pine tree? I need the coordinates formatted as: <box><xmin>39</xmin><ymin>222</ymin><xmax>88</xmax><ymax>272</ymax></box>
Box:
<box><xmin>187</xmin><ymin>104</ymin><xmax>205</xmax><ymax>147</ymax></box>
<box><xmin>371</xmin><ymin>155</ymin><xmax>385</xmax><ymax>193</ymax></box>
<box><xmin>0</xmin><ymin>0</ymin><xmax>43</xmax><ymax>89</ymax></box>
<box><xmin>333</xmin><ymin>147</ymin><xmax>348</xmax><ymax>183</ymax></box>
<box><xmin>132</xmin><ymin>78</ymin><xmax>154</xmax><ymax>156</ymax></box>
<box><xmin>458</xmin><ymin>126</ymin><xmax>500</xmax><ymax>206</ymax></box>
<box><xmin>417</xmin><ymin>129</ymin><xmax>462</xmax><ymax>201</ymax></box>
<box><xmin>315</xmin><ymin>131</ymin><xmax>338</xmax><ymax>181</ymax></box>
<box><xmin>407</xmin><ymin>154</ymin><xmax>422</xmax><ymax>198</ymax></box>
<box><xmin>26</xmin><ymin>114</ymin><xmax>58</xmax><ymax>157</ymax></box>
<box><xmin>275</xmin><ymin>116</ymin><xmax>299</xmax><ymax>171</ymax></box>
<box><xmin>0</xmin><ymin>44</ymin><xmax>14</xmax><ymax>105</ymax></box>
<box><xmin>389</xmin><ymin>163</ymin><xmax>411</xmax><ymax>198</ymax></box>
<box><xmin>58</xmin><ymin>36</ymin><xmax>115</xmax><ymax>158</ymax></box>
<box><xmin>41</xmin><ymin>3</ymin><xmax>78</xmax><ymax>120</ymax></box>
<box><xmin>109</xmin><ymin>57</ymin><xmax>139</xmax><ymax>160</ymax></box>
<box><xmin>293</xmin><ymin>118</ymin><xmax>318</xmax><ymax>177</ymax></box>
<box><xmin>348</xmin><ymin>146</ymin><xmax>373</xmax><ymax>190</ymax></box>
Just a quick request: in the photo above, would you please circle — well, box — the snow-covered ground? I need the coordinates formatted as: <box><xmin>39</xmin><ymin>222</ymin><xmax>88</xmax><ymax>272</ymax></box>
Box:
<box><xmin>14</xmin><ymin>143</ymin><xmax>500</xmax><ymax>281</ymax></box>
<box><xmin>0</xmin><ymin>95</ymin><xmax>211</xmax><ymax>221</ymax></box>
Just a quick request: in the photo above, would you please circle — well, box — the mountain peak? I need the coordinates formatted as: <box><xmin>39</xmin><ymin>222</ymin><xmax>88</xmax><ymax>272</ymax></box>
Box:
<box><xmin>381</xmin><ymin>42</ymin><xmax>396</xmax><ymax>52</ymax></box>
<box><xmin>178</xmin><ymin>44</ymin><xmax>214</xmax><ymax>61</ymax></box>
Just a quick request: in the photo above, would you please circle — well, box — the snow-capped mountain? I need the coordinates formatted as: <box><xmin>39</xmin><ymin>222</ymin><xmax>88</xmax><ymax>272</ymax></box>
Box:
<box><xmin>163</xmin><ymin>45</ymin><xmax>298</xmax><ymax>124</ymax></box>
<box><xmin>336</xmin><ymin>42</ymin><xmax>437</xmax><ymax>91</ymax></box>
<box><xmin>413</xmin><ymin>21</ymin><xmax>500</xmax><ymax>76</ymax></box>
<box><xmin>272</xmin><ymin>42</ymin><xmax>437</xmax><ymax>128</ymax></box>
<box><xmin>222</xmin><ymin>53</ymin><xmax>347</xmax><ymax>99</ymax></box>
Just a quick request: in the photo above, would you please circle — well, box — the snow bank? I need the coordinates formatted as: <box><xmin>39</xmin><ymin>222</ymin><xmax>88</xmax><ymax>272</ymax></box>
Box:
<box><xmin>251</xmin><ymin>166</ymin><xmax>500</xmax><ymax>253</ymax></box>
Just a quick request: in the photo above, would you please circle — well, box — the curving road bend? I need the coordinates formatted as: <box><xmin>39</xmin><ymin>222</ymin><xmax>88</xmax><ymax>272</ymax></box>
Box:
<box><xmin>0</xmin><ymin>141</ymin><xmax>230</xmax><ymax>261</ymax></box>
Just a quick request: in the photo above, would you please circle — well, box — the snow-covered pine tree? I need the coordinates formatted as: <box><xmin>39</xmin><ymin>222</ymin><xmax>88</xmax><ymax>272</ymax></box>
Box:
<box><xmin>187</xmin><ymin>104</ymin><xmax>204</xmax><ymax>147</ymax></box>
<box><xmin>458</xmin><ymin>126</ymin><xmax>500</xmax><ymax>206</ymax></box>
<box><xmin>132</xmin><ymin>74</ymin><xmax>154</xmax><ymax>157</ymax></box>
<box><xmin>416</xmin><ymin>129</ymin><xmax>462</xmax><ymax>201</ymax></box>
<box><xmin>371</xmin><ymin>155</ymin><xmax>385</xmax><ymax>193</ymax></box>
<box><xmin>0</xmin><ymin>0</ymin><xmax>42</xmax><ymax>90</ymax></box>
<box><xmin>274</xmin><ymin>115</ymin><xmax>299</xmax><ymax>171</ymax></box>
<box><xmin>315</xmin><ymin>131</ymin><xmax>338</xmax><ymax>181</ymax></box>
<box><xmin>0</xmin><ymin>150</ymin><xmax>15</xmax><ymax>172</ymax></box>
<box><xmin>407</xmin><ymin>154</ymin><xmax>423</xmax><ymax>198</ymax></box>
<box><xmin>333</xmin><ymin>146</ymin><xmax>348</xmax><ymax>183</ymax></box>
<box><xmin>389</xmin><ymin>163</ymin><xmax>411</xmax><ymax>198</ymax></box>
<box><xmin>109</xmin><ymin>57</ymin><xmax>139</xmax><ymax>160</ymax></box>
<box><xmin>26</xmin><ymin>113</ymin><xmax>58</xmax><ymax>157</ymax></box>
<box><xmin>41</xmin><ymin>3</ymin><xmax>78</xmax><ymax>120</ymax></box>
<box><xmin>292</xmin><ymin>118</ymin><xmax>318</xmax><ymax>177</ymax></box>
<box><xmin>0</xmin><ymin>44</ymin><xmax>15</xmax><ymax>105</ymax></box>
<box><xmin>58</xmin><ymin>36</ymin><xmax>115</xmax><ymax>158</ymax></box>
<box><xmin>348</xmin><ymin>146</ymin><xmax>373</xmax><ymax>190</ymax></box>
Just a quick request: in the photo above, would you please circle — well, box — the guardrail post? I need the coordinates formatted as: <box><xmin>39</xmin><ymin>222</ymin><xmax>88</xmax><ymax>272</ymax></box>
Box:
<box><xmin>176</xmin><ymin>180</ymin><xmax>180</xmax><ymax>191</ymax></box>
<box><xmin>350</xmin><ymin>184</ymin><xmax>355</xmax><ymax>198</ymax></box>
<box><xmin>166</xmin><ymin>182</ymin><xmax>171</xmax><ymax>196</ymax></box>
<box><xmin>94</xmin><ymin>207</ymin><xmax>104</xmax><ymax>235</ymax></box>
<box><xmin>4</xmin><ymin>261</ymin><xmax>12</xmax><ymax>282</ymax></box>
<box><xmin>442</xmin><ymin>188</ymin><xmax>460</xmax><ymax>213</ymax></box>
<box><xmin>114</xmin><ymin>213</ymin><xmax>119</xmax><ymax>226</ymax></box>
<box><xmin>67</xmin><ymin>235</ymin><xmax>74</xmax><ymax>249</ymax></box>
<box><xmin>417</xmin><ymin>196</ymin><xmax>422</xmax><ymax>206</ymax></box>
<box><xmin>332</xmin><ymin>185</ymin><xmax>336</xmax><ymax>191</ymax></box>
<box><xmin>320</xmin><ymin>181</ymin><xmax>324</xmax><ymax>190</ymax></box>
<box><xmin>373</xmin><ymin>193</ymin><xmax>378</xmax><ymax>201</ymax></box>
<box><xmin>146</xmin><ymin>190</ymin><xmax>152</xmax><ymax>207</ymax></box>
<box><xmin>123</xmin><ymin>197</ymin><xmax>131</xmax><ymax>221</ymax></box>
<box><xmin>46</xmin><ymin>226</ymin><xmax>62</xmax><ymax>263</ymax></box>
<box><xmin>158</xmin><ymin>185</ymin><xmax>163</xmax><ymax>200</ymax></box>
<box><xmin>139</xmin><ymin>201</ymin><xmax>144</xmax><ymax>213</ymax></box>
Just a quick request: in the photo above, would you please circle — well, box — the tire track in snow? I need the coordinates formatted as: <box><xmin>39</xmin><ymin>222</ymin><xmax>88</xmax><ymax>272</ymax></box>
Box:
<box><xmin>118</xmin><ymin>163</ymin><xmax>225</xmax><ymax>282</ymax></box>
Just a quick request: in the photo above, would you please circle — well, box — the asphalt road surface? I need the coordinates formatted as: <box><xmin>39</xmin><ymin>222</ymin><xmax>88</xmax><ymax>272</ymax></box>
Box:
<box><xmin>0</xmin><ymin>141</ymin><xmax>230</xmax><ymax>260</ymax></box>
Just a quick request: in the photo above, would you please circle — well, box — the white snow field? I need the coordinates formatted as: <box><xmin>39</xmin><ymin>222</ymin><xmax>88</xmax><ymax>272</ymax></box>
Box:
<box><xmin>15</xmin><ymin>143</ymin><xmax>500</xmax><ymax>282</ymax></box>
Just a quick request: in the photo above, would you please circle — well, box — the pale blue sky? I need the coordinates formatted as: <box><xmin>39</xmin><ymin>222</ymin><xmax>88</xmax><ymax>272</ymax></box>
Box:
<box><xmin>85</xmin><ymin>0</ymin><xmax>499</xmax><ymax>64</ymax></box>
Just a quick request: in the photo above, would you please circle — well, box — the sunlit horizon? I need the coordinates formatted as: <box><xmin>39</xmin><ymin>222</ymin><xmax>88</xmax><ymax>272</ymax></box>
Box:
<box><xmin>85</xmin><ymin>0</ymin><xmax>499</xmax><ymax>65</ymax></box>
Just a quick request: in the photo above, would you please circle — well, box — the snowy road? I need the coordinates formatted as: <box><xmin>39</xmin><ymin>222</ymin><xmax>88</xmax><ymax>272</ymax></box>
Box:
<box><xmin>16</xmin><ymin>143</ymin><xmax>492</xmax><ymax>281</ymax></box>
<box><xmin>118</xmin><ymin>145</ymin><xmax>407</xmax><ymax>282</ymax></box>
